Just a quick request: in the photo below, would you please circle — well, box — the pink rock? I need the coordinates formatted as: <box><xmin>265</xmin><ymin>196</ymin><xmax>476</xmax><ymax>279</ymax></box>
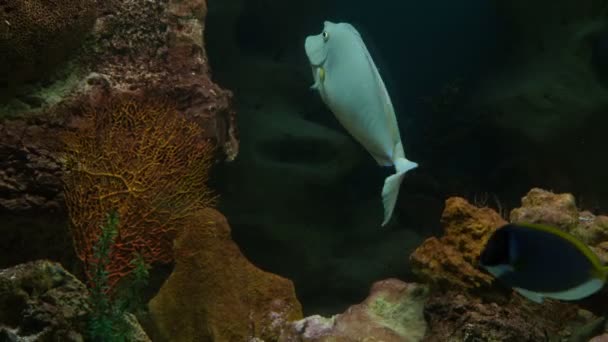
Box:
<box><xmin>280</xmin><ymin>279</ymin><xmax>428</xmax><ymax>342</ymax></box>
<box><xmin>591</xmin><ymin>334</ymin><xmax>608</xmax><ymax>342</ymax></box>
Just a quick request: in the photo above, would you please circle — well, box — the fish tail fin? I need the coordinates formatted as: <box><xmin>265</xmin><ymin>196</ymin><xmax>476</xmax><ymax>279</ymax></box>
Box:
<box><xmin>381</xmin><ymin>155</ymin><xmax>418</xmax><ymax>226</ymax></box>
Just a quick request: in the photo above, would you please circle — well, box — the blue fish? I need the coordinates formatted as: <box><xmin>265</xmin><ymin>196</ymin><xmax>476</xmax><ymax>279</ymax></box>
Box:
<box><xmin>479</xmin><ymin>223</ymin><xmax>608</xmax><ymax>303</ymax></box>
<box><xmin>304</xmin><ymin>21</ymin><xmax>418</xmax><ymax>226</ymax></box>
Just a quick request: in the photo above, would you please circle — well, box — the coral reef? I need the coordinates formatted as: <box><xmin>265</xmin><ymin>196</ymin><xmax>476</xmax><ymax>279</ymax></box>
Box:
<box><xmin>409</xmin><ymin>197</ymin><xmax>506</xmax><ymax>290</ymax></box>
<box><xmin>0</xmin><ymin>0</ymin><xmax>96</xmax><ymax>87</ymax></box>
<box><xmin>0</xmin><ymin>0</ymin><xmax>238</xmax><ymax>216</ymax></box>
<box><xmin>148</xmin><ymin>208</ymin><xmax>303</xmax><ymax>342</ymax></box>
<box><xmin>61</xmin><ymin>98</ymin><xmax>216</xmax><ymax>290</ymax></box>
<box><xmin>280</xmin><ymin>279</ymin><xmax>428</xmax><ymax>342</ymax></box>
<box><xmin>0</xmin><ymin>0</ymin><xmax>238</xmax><ymax>281</ymax></box>
<box><xmin>0</xmin><ymin>259</ymin><xmax>149</xmax><ymax>341</ymax></box>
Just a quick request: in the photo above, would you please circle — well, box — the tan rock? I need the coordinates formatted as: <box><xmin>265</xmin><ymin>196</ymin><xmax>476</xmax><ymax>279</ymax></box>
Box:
<box><xmin>409</xmin><ymin>197</ymin><xmax>506</xmax><ymax>290</ymax></box>
<box><xmin>149</xmin><ymin>208</ymin><xmax>302</xmax><ymax>342</ymax></box>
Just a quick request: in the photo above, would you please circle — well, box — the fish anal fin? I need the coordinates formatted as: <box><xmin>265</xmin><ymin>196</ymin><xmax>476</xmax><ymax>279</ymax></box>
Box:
<box><xmin>513</xmin><ymin>287</ymin><xmax>545</xmax><ymax>303</ymax></box>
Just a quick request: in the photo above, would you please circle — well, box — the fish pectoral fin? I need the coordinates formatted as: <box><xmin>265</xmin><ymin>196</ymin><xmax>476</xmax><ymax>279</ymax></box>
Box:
<box><xmin>513</xmin><ymin>287</ymin><xmax>545</xmax><ymax>303</ymax></box>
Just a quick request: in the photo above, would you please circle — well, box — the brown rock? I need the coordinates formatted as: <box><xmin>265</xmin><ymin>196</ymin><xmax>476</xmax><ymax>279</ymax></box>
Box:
<box><xmin>423</xmin><ymin>290</ymin><xmax>582</xmax><ymax>342</ymax></box>
<box><xmin>409</xmin><ymin>197</ymin><xmax>506</xmax><ymax>290</ymax></box>
<box><xmin>510</xmin><ymin>187</ymin><xmax>579</xmax><ymax>230</ymax></box>
<box><xmin>148</xmin><ymin>208</ymin><xmax>303</xmax><ymax>342</ymax></box>
<box><xmin>280</xmin><ymin>279</ymin><xmax>428</xmax><ymax>342</ymax></box>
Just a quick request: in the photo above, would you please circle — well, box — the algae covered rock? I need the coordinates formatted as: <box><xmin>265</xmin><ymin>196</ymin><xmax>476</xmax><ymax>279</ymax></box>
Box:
<box><xmin>0</xmin><ymin>259</ymin><xmax>150</xmax><ymax>341</ymax></box>
<box><xmin>148</xmin><ymin>208</ymin><xmax>303</xmax><ymax>342</ymax></box>
<box><xmin>0</xmin><ymin>260</ymin><xmax>87</xmax><ymax>340</ymax></box>
<box><xmin>280</xmin><ymin>279</ymin><xmax>428</xmax><ymax>342</ymax></box>
<box><xmin>0</xmin><ymin>0</ymin><xmax>96</xmax><ymax>86</ymax></box>
<box><xmin>409</xmin><ymin>197</ymin><xmax>506</xmax><ymax>290</ymax></box>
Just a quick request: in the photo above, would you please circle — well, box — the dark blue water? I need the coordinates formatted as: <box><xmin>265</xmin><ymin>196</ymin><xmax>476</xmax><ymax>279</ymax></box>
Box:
<box><xmin>205</xmin><ymin>0</ymin><xmax>608</xmax><ymax>315</ymax></box>
<box><xmin>329</xmin><ymin>0</ymin><xmax>505</xmax><ymax>114</ymax></box>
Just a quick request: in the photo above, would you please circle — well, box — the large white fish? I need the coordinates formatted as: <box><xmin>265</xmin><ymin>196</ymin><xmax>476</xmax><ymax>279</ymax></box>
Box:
<box><xmin>305</xmin><ymin>21</ymin><xmax>418</xmax><ymax>226</ymax></box>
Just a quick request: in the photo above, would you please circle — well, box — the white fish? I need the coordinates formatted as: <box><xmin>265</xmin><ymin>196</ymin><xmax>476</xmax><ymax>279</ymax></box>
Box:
<box><xmin>304</xmin><ymin>21</ymin><xmax>418</xmax><ymax>226</ymax></box>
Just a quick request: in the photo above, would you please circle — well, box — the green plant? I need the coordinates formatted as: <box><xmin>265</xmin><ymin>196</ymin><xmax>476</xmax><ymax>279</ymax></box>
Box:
<box><xmin>87</xmin><ymin>211</ymin><xmax>150</xmax><ymax>342</ymax></box>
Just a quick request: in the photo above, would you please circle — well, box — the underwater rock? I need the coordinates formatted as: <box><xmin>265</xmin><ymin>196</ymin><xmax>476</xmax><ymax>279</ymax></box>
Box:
<box><xmin>574</xmin><ymin>212</ymin><xmax>608</xmax><ymax>247</ymax></box>
<box><xmin>0</xmin><ymin>260</ymin><xmax>87</xmax><ymax>341</ymax></box>
<box><xmin>0</xmin><ymin>259</ymin><xmax>150</xmax><ymax>341</ymax></box>
<box><xmin>0</xmin><ymin>0</ymin><xmax>97</xmax><ymax>87</ymax></box>
<box><xmin>510</xmin><ymin>187</ymin><xmax>608</xmax><ymax>249</ymax></box>
<box><xmin>0</xmin><ymin>119</ymin><xmax>65</xmax><ymax>214</ymax></box>
<box><xmin>591</xmin><ymin>334</ymin><xmax>608</xmax><ymax>342</ymax></box>
<box><xmin>279</xmin><ymin>279</ymin><xmax>428</xmax><ymax>342</ymax></box>
<box><xmin>84</xmin><ymin>0</ymin><xmax>239</xmax><ymax>161</ymax></box>
<box><xmin>148</xmin><ymin>208</ymin><xmax>303</xmax><ymax>342</ymax></box>
<box><xmin>409</xmin><ymin>197</ymin><xmax>506</xmax><ymax>290</ymax></box>
<box><xmin>510</xmin><ymin>187</ymin><xmax>579</xmax><ymax>231</ymax></box>
<box><xmin>423</xmin><ymin>289</ymin><xmax>584</xmax><ymax>341</ymax></box>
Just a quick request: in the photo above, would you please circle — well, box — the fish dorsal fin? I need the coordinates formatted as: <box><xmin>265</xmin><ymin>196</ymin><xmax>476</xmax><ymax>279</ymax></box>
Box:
<box><xmin>351</xmin><ymin>27</ymin><xmax>401</xmax><ymax>152</ymax></box>
<box><xmin>517</xmin><ymin>223</ymin><xmax>606</xmax><ymax>272</ymax></box>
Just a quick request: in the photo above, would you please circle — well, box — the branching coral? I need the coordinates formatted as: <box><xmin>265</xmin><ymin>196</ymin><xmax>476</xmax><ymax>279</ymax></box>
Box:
<box><xmin>61</xmin><ymin>97</ymin><xmax>216</xmax><ymax>291</ymax></box>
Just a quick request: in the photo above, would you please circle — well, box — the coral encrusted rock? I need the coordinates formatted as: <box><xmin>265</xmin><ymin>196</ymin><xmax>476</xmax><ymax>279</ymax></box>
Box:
<box><xmin>409</xmin><ymin>197</ymin><xmax>507</xmax><ymax>290</ymax></box>
<box><xmin>0</xmin><ymin>0</ymin><xmax>96</xmax><ymax>86</ymax></box>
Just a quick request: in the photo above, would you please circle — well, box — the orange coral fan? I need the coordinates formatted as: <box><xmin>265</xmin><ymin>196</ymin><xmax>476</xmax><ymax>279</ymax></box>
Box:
<box><xmin>61</xmin><ymin>97</ymin><xmax>216</xmax><ymax>291</ymax></box>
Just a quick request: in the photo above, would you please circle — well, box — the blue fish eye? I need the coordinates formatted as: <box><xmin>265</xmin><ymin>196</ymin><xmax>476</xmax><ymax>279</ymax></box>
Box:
<box><xmin>322</xmin><ymin>31</ymin><xmax>329</xmax><ymax>42</ymax></box>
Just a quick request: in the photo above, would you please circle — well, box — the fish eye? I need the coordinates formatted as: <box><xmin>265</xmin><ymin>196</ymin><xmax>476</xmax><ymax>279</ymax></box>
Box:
<box><xmin>322</xmin><ymin>31</ymin><xmax>329</xmax><ymax>42</ymax></box>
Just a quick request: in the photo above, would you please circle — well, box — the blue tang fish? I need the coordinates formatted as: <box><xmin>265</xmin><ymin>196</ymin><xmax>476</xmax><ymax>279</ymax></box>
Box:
<box><xmin>304</xmin><ymin>21</ymin><xmax>418</xmax><ymax>226</ymax></box>
<box><xmin>479</xmin><ymin>222</ymin><xmax>608</xmax><ymax>303</ymax></box>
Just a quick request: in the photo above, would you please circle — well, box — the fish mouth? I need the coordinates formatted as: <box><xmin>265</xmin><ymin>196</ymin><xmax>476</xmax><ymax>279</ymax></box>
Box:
<box><xmin>304</xmin><ymin>35</ymin><xmax>327</xmax><ymax>67</ymax></box>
